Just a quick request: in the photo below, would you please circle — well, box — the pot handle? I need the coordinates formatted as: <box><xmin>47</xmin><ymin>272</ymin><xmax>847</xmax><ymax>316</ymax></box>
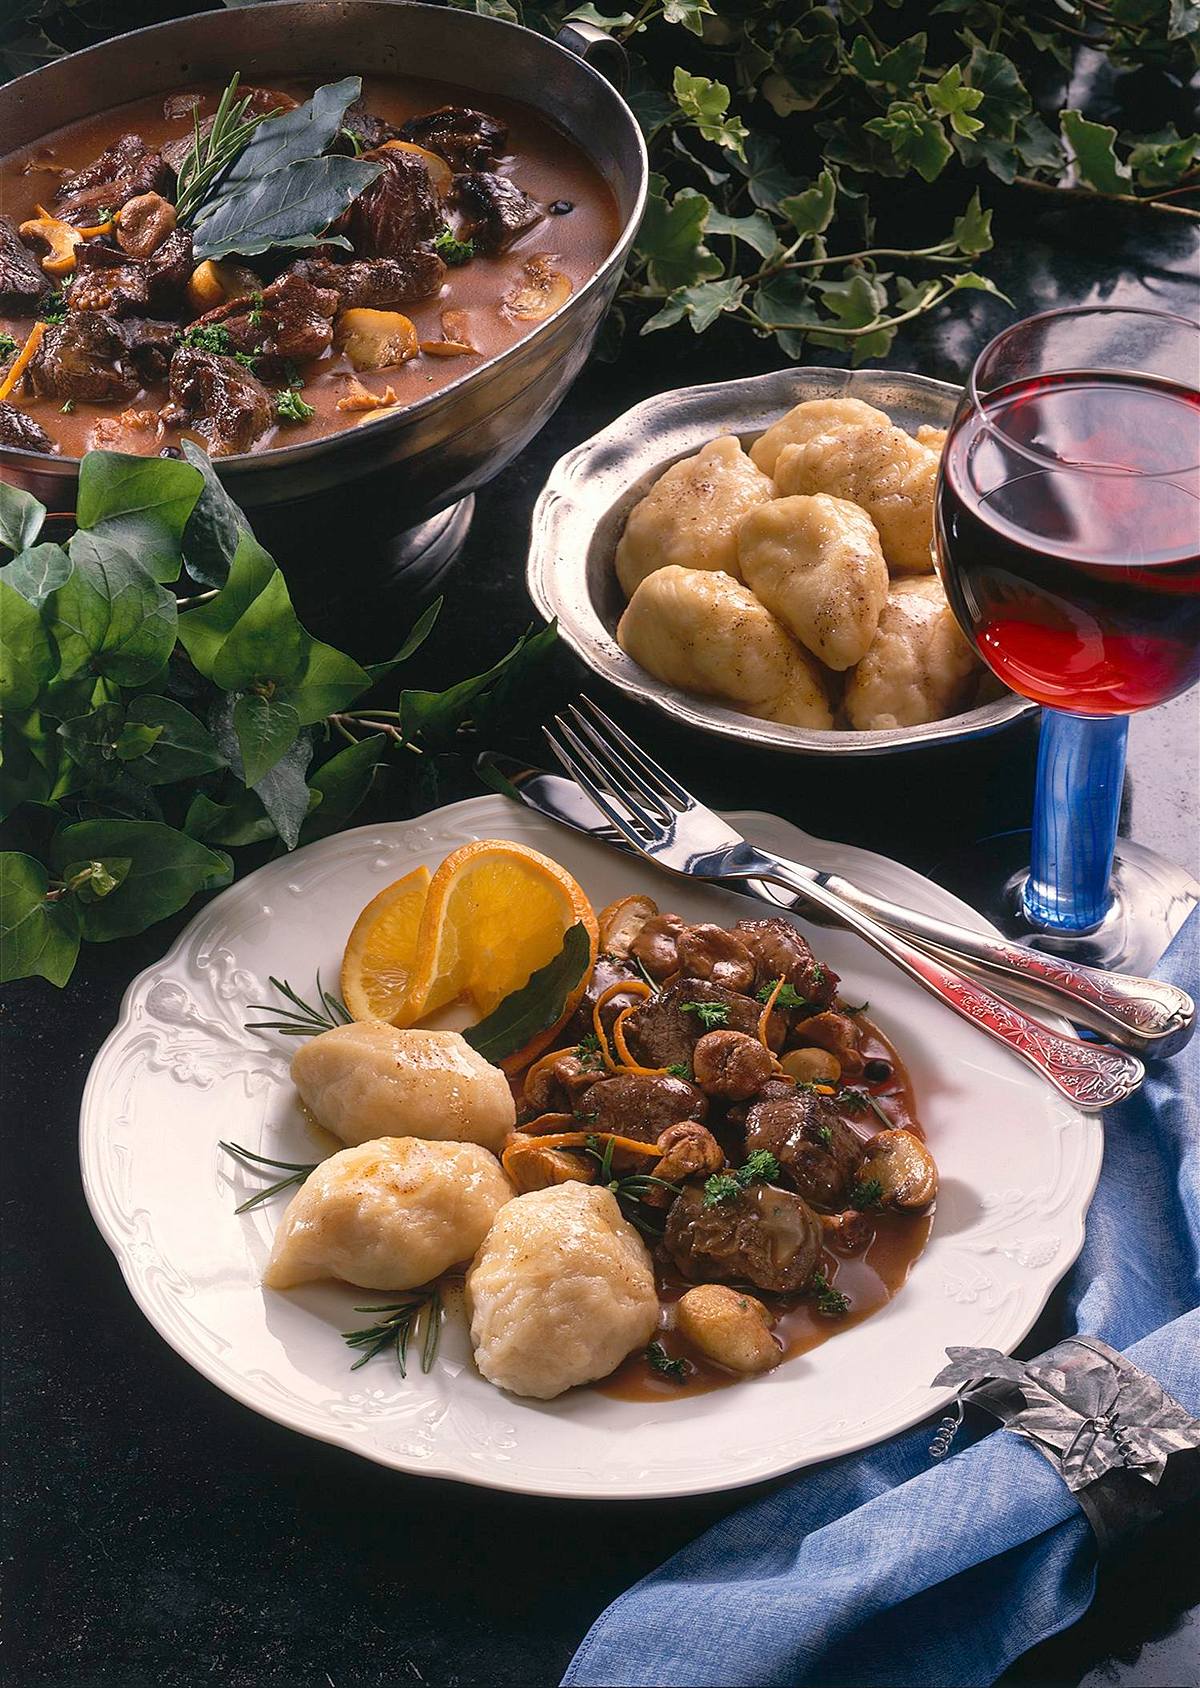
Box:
<box><xmin>555</xmin><ymin>20</ymin><xmax>629</xmax><ymax>92</ymax></box>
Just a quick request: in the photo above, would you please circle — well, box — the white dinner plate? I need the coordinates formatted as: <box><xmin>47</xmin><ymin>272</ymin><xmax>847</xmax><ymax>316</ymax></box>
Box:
<box><xmin>80</xmin><ymin>796</ymin><xmax>1102</xmax><ymax>1499</ymax></box>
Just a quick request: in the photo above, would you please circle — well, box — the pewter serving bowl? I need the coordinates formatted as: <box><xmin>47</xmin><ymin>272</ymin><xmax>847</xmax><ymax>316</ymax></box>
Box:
<box><xmin>0</xmin><ymin>2</ymin><xmax>647</xmax><ymax>604</ymax></box>
<box><xmin>527</xmin><ymin>365</ymin><xmax>1036</xmax><ymax>755</ymax></box>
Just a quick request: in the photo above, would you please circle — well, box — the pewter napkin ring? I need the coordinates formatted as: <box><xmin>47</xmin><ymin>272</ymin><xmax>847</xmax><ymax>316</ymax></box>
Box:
<box><xmin>930</xmin><ymin>1335</ymin><xmax>1200</xmax><ymax>1549</ymax></box>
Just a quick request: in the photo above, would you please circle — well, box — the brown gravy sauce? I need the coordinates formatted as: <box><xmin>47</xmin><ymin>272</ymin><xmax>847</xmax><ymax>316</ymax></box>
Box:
<box><xmin>0</xmin><ymin>75</ymin><xmax>619</xmax><ymax>458</ymax></box>
<box><xmin>597</xmin><ymin>1016</ymin><xmax>935</xmax><ymax>1401</ymax></box>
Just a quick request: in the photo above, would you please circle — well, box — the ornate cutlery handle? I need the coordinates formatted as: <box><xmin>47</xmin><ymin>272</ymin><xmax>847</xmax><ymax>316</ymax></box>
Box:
<box><xmin>818</xmin><ymin>873</ymin><xmax>1195</xmax><ymax>1057</ymax></box>
<box><xmin>752</xmin><ymin>861</ymin><xmax>1145</xmax><ymax>1112</ymax></box>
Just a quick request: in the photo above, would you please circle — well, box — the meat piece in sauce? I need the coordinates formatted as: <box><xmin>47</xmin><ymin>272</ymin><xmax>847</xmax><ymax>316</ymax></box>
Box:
<box><xmin>120</xmin><ymin>317</ymin><xmax>180</xmax><ymax>384</ymax></box>
<box><xmin>630</xmin><ymin>913</ymin><xmax>686</xmax><ymax>981</ymax></box>
<box><xmin>192</xmin><ymin>272</ymin><xmax>340</xmax><ymax>375</ymax></box>
<box><xmin>54</xmin><ymin>135</ymin><xmax>173</xmax><ymax>224</ymax></box>
<box><xmin>25</xmin><ymin>311</ymin><xmax>141</xmax><ymax>404</ymax></box>
<box><xmin>70</xmin><ymin>229</ymin><xmax>193</xmax><ymax>318</ymax></box>
<box><xmin>623</xmin><ymin>977</ymin><xmax>784</xmax><ymax>1072</ymax></box>
<box><xmin>342</xmin><ymin>97</ymin><xmax>402</xmax><ymax>152</ymax></box>
<box><xmin>288</xmin><ymin>252</ymin><xmax>445</xmax><ymax>310</ymax></box>
<box><xmin>584</xmin><ymin>1071</ymin><xmax>707</xmax><ymax>1141</ymax></box>
<box><xmin>676</xmin><ymin>923</ymin><xmax>757</xmax><ymax>993</ymax></box>
<box><xmin>664</xmin><ymin>1182</ymin><xmax>823</xmax><ymax>1295</ymax></box>
<box><xmin>449</xmin><ymin>171</ymin><xmax>541</xmax><ymax>254</ymax></box>
<box><xmin>1</xmin><ymin>216</ymin><xmax>50</xmax><ymax>309</ymax></box>
<box><xmin>732</xmin><ymin>916</ymin><xmax>840</xmax><ymax>1007</ymax></box>
<box><xmin>333</xmin><ymin>146</ymin><xmax>442</xmax><ymax>259</ymax></box>
<box><xmin>743</xmin><ymin>1090</ymin><xmax>863</xmax><ymax>1211</ymax></box>
<box><xmin>400</xmin><ymin>106</ymin><xmax>508</xmax><ymax>169</ymax></box>
<box><xmin>162</xmin><ymin>346</ymin><xmax>274</xmax><ymax>455</ymax></box>
<box><xmin>0</xmin><ymin>402</ymin><xmax>54</xmax><ymax>454</ymax></box>
<box><xmin>522</xmin><ymin>1051</ymin><xmax>601</xmax><ymax>1117</ymax></box>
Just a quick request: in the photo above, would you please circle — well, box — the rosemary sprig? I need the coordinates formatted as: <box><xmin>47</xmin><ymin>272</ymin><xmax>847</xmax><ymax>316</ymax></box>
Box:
<box><xmin>175</xmin><ymin>74</ymin><xmax>266</xmax><ymax>226</ymax></box>
<box><xmin>244</xmin><ymin>971</ymin><xmax>353</xmax><ymax>1037</ymax></box>
<box><xmin>583</xmin><ymin>1135</ymin><xmax>681</xmax><ymax>1236</ymax></box>
<box><xmin>219</xmin><ymin>1140</ymin><xmax>319</xmax><ymax>1211</ymax></box>
<box><xmin>342</xmin><ymin>1287</ymin><xmax>442</xmax><ymax>1375</ymax></box>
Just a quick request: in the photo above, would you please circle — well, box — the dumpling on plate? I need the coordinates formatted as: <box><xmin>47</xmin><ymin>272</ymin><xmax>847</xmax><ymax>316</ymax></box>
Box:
<box><xmin>615</xmin><ymin>435</ymin><xmax>772</xmax><ymax>598</ymax></box>
<box><xmin>617</xmin><ymin>564</ymin><xmax>833</xmax><ymax>729</ymax></box>
<box><xmin>263</xmin><ymin>1136</ymin><xmax>513</xmax><ymax>1291</ymax></box>
<box><xmin>737</xmin><ymin>493</ymin><xmax>888</xmax><ymax>671</ymax></box>
<box><xmin>843</xmin><ymin>577</ymin><xmax>978</xmax><ymax>730</ymax></box>
<box><xmin>916</xmin><ymin>424</ymin><xmax>947</xmax><ymax>453</ymax></box>
<box><xmin>773</xmin><ymin>421</ymin><xmax>939</xmax><ymax>576</ymax></box>
<box><xmin>749</xmin><ymin>396</ymin><xmax>890</xmax><ymax>478</ymax></box>
<box><xmin>290</xmin><ymin>1023</ymin><xmax>516</xmax><ymax>1154</ymax></box>
<box><xmin>466</xmin><ymin>1182</ymin><xmax>659</xmax><ymax>1398</ymax></box>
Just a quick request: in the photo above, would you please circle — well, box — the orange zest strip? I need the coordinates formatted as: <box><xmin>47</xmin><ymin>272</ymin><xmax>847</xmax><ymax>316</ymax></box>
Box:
<box><xmin>592</xmin><ymin>978</ymin><xmax>652</xmax><ymax>1071</ymax></box>
<box><xmin>502</xmin><ymin>1129</ymin><xmax>661</xmax><ymax>1180</ymax></box>
<box><xmin>0</xmin><ymin>321</ymin><xmax>45</xmax><ymax>402</ymax></box>
<box><xmin>521</xmin><ymin>1050</ymin><xmax>581</xmax><ymax>1102</ymax></box>
<box><xmin>513</xmin><ymin>1111</ymin><xmax>576</xmax><ymax>1137</ymax></box>
<box><xmin>612</xmin><ymin>1002</ymin><xmax>672</xmax><ymax>1076</ymax></box>
<box><xmin>757</xmin><ymin>976</ymin><xmax>784</xmax><ymax>1048</ymax></box>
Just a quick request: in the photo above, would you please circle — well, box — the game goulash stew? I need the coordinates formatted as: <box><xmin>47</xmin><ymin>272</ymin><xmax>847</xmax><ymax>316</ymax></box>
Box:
<box><xmin>0</xmin><ymin>73</ymin><xmax>618</xmax><ymax>458</ymax></box>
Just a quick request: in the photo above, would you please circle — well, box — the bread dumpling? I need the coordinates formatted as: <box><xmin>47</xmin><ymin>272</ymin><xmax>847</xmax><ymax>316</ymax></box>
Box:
<box><xmin>617</xmin><ymin>564</ymin><xmax>833</xmax><ymax>729</ymax></box>
<box><xmin>774</xmin><ymin>422</ymin><xmax>939</xmax><ymax>576</ymax></box>
<box><xmin>749</xmin><ymin>396</ymin><xmax>890</xmax><ymax>478</ymax></box>
<box><xmin>466</xmin><ymin>1183</ymin><xmax>659</xmax><ymax>1398</ymax></box>
<box><xmin>263</xmin><ymin>1137</ymin><xmax>512</xmax><ymax>1291</ymax></box>
<box><xmin>916</xmin><ymin>424</ymin><xmax>947</xmax><ymax>453</ymax></box>
<box><xmin>291</xmin><ymin>1023</ymin><xmax>515</xmax><ymax>1154</ymax></box>
<box><xmin>843</xmin><ymin>577</ymin><xmax>978</xmax><ymax>731</ymax></box>
<box><xmin>615</xmin><ymin>435</ymin><xmax>772</xmax><ymax>598</ymax></box>
<box><xmin>737</xmin><ymin>494</ymin><xmax>888</xmax><ymax>672</ymax></box>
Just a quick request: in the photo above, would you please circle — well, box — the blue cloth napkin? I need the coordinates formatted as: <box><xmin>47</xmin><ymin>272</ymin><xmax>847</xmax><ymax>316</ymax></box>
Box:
<box><xmin>563</xmin><ymin>913</ymin><xmax>1200</xmax><ymax>1688</ymax></box>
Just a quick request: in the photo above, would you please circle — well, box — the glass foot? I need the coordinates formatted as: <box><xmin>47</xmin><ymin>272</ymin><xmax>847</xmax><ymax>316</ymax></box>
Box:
<box><xmin>931</xmin><ymin>831</ymin><xmax>1200</xmax><ymax>974</ymax></box>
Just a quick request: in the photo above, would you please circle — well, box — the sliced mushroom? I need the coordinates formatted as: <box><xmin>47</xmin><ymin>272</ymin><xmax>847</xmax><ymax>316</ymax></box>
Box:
<box><xmin>675</xmin><ymin>1284</ymin><xmax>780</xmax><ymax>1374</ymax></box>
<box><xmin>598</xmin><ymin>893</ymin><xmax>659</xmax><ymax>960</ymax></box>
<box><xmin>819</xmin><ymin>1209</ymin><xmax>873</xmax><ymax>1252</ymax></box>
<box><xmin>18</xmin><ymin>211</ymin><xmax>81</xmax><ymax>276</ymax></box>
<box><xmin>336</xmin><ymin>307</ymin><xmax>419</xmax><ymax>371</ymax></box>
<box><xmin>502</xmin><ymin>1139</ymin><xmax>596</xmax><ymax>1194</ymax></box>
<box><xmin>336</xmin><ymin>378</ymin><xmax>399</xmax><ymax>412</ymax></box>
<box><xmin>858</xmin><ymin>1127</ymin><xmax>937</xmax><ymax>1209</ymax></box>
<box><xmin>504</xmin><ymin>254</ymin><xmax>572</xmax><ymax>322</ymax></box>
<box><xmin>780</xmin><ymin>1047</ymin><xmax>841</xmax><ymax>1086</ymax></box>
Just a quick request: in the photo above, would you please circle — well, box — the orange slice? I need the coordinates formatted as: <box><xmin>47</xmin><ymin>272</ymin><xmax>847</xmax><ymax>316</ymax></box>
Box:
<box><xmin>340</xmin><ymin>864</ymin><xmax>431</xmax><ymax>1023</ymax></box>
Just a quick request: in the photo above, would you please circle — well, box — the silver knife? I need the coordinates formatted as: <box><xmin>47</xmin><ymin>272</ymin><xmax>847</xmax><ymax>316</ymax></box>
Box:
<box><xmin>477</xmin><ymin>754</ymin><xmax>1194</xmax><ymax>1058</ymax></box>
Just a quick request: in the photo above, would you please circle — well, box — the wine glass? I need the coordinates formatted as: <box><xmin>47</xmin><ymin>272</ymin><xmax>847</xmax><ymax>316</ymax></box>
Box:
<box><xmin>934</xmin><ymin>305</ymin><xmax>1200</xmax><ymax>972</ymax></box>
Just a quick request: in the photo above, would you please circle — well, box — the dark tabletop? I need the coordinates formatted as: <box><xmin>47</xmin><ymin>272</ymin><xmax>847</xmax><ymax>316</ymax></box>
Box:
<box><xmin>3</xmin><ymin>184</ymin><xmax>1198</xmax><ymax>1688</ymax></box>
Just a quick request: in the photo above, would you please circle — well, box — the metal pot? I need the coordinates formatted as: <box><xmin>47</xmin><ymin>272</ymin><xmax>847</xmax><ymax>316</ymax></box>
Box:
<box><xmin>0</xmin><ymin>1</ymin><xmax>647</xmax><ymax>627</ymax></box>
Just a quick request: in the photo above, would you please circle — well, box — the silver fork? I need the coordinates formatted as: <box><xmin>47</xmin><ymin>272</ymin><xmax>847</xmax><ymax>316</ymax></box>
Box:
<box><xmin>543</xmin><ymin>699</ymin><xmax>1146</xmax><ymax>1113</ymax></box>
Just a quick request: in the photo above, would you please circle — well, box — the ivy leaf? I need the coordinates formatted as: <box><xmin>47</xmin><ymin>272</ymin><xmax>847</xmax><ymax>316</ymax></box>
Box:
<box><xmin>0</xmin><ymin>852</ymin><xmax>79</xmax><ymax>986</ymax></box>
<box><xmin>0</xmin><ymin>483</ymin><xmax>46</xmax><ymax>556</ymax></box>
<box><xmin>249</xmin><ymin>729</ymin><xmax>316</xmax><ymax>849</ymax></box>
<box><xmin>672</xmin><ymin>68</ymin><xmax>749</xmax><ymax>157</ymax></box>
<box><xmin>671</xmin><ymin>131</ymin><xmax>730</xmax><ymax>187</ymax></box>
<box><xmin>211</xmin><ymin>568</ymin><xmax>306</xmax><ymax>692</ymax></box>
<box><xmin>954</xmin><ymin>129</ymin><xmax>1020</xmax><ymax>183</ymax></box>
<box><xmin>642</xmin><ymin>276</ymin><xmax>745</xmax><ymax>334</ymax></box>
<box><xmin>951</xmin><ymin>189</ymin><xmax>993</xmax><ymax>255</ymax></box>
<box><xmin>1</xmin><ymin>542</ymin><xmax>72</xmax><ymax>606</ymax></box>
<box><xmin>0</xmin><ymin>578</ymin><xmax>57</xmax><ymax>709</ymax></box>
<box><xmin>0</xmin><ymin>710</ymin><xmax>59</xmax><ymax>821</ymax></box>
<box><xmin>231</xmin><ymin>691</ymin><xmax>302</xmax><ymax>786</ymax></box>
<box><xmin>75</xmin><ymin>452</ymin><xmax>204</xmax><ymax>585</ymax></box>
<box><xmin>562</xmin><ymin>5</ymin><xmax>637</xmax><ymax>29</ymax></box>
<box><xmin>49</xmin><ymin>530</ymin><xmax>177</xmax><ymax>686</ymax></box>
<box><xmin>947</xmin><ymin>271</ymin><xmax>1014</xmax><ymax>304</ymax></box>
<box><xmin>635</xmin><ymin>182</ymin><xmax>722</xmax><ymax>290</ymax></box>
<box><xmin>1014</xmin><ymin>113</ymin><xmax>1066</xmax><ymax>172</ymax></box>
<box><xmin>299</xmin><ymin>733</ymin><xmax>388</xmax><ymax>843</ymax></box>
<box><xmin>849</xmin><ymin>31</ymin><xmax>927</xmax><ymax>90</ymax></box>
<box><xmin>704</xmin><ymin>208</ymin><xmax>779</xmax><ymax>257</ymax></box>
<box><xmin>124</xmin><ymin>696</ymin><xmax>226</xmax><ymax>785</ymax></box>
<box><xmin>58</xmin><ymin>703</ymin><xmax>130</xmax><ymax>773</ymax></box>
<box><xmin>289</xmin><ymin>638</ymin><xmax>372</xmax><ymax>725</ymax></box>
<box><xmin>50</xmin><ymin>820</ymin><xmax>232</xmax><ymax>942</ymax></box>
<box><xmin>865</xmin><ymin>100</ymin><xmax>953</xmax><ymax>181</ymax></box>
<box><xmin>662</xmin><ymin>0</ymin><xmax>714</xmax><ymax>35</ymax></box>
<box><xmin>175</xmin><ymin>531</ymin><xmax>277</xmax><ymax>678</ymax></box>
<box><xmin>183</xmin><ymin>789</ymin><xmax>278</xmax><ymax>848</ymax></box>
<box><xmin>400</xmin><ymin>624</ymin><xmax>551</xmax><ymax>750</ymax></box>
<box><xmin>779</xmin><ymin>168</ymin><xmax>837</xmax><ymax>237</ymax></box>
<box><xmin>179</xmin><ymin>440</ymin><xmax>249</xmax><ymax>588</ymax></box>
<box><xmin>927</xmin><ymin>63</ymin><xmax>985</xmax><ymax>136</ymax></box>
<box><xmin>964</xmin><ymin>45</ymin><xmax>1030</xmax><ymax>140</ymax></box>
<box><xmin>1061</xmin><ymin>110</ymin><xmax>1132</xmax><ymax>194</ymax></box>
<box><xmin>1128</xmin><ymin>128</ymin><xmax>1198</xmax><ymax>189</ymax></box>
<box><xmin>462</xmin><ymin>922</ymin><xmax>592</xmax><ymax>1063</ymax></box>
<box><xmin>365</xmin><ymin>597</ymin><xmax>442</xmax><ymax>683</ymax></box>
<box><xmin>728</xmin><ymin>134</ymin><xmax>804</xmax><ymax>212</ymax></box>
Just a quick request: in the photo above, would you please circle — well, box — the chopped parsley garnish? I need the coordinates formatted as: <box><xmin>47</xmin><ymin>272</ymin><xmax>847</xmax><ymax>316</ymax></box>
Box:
<box><xmin>815</xmin><ymin>1123</ymin><xmax>833</xmax><ymax>1146</ymax></box>
<box><xmin>849</xmin><ymin>1178</ymin><xmax>885</xmax><ymax>1210</ymax></box>
<box><xmin>233</xmin><ymin>350</ymin><xmax>260</xmax><ymax>370</ymax></box>
<box><xmin>574</xmin><ymin>1031</ymin><xmax>604</xmax><ymax>1068</ymax></box>
<box><xmin>680</xmin><ymin>1000</ymin><xmax>729</xmax><ymax>1030</ymax></box>
<box><xmin>433</xmin><ymin>226</ymin><xmax>475</xmax><ymax>266</ymax></box>
<box><xmin>178</xmin><ymin>323</ymin><xmax>232</xmax><ymax>354</ymax></box>
<box><xmin>666</xmin><ymin>1062</ymin><xmax>692</xmax><ymax>1082</ymax></box>
<box><xmin>0</xmin><ymin>332</ymin><xmax>17</xmax><ymax>360</ymax></box>
<box><xmin>811</xmin><ymin>1269</ymin><xmax>851</xmax><ymax>1317</ymax></box>
<box><xmin>39</xmin><ymin>290</ymin><xmax>68</xmax><ymax>325</ymax></box>
<box><xmin>60</xmin><ymin>399</ymin><xmax>74</xmax><ymax>414</ymax></box>
<box><xmin>702</xmin><ymin>1148</ymin><xmax>780</xmax><ymax>1207</ymax></box>
<box><xmin>756</xmin><ymin>979</ymin><xmax>815</xmax><ymax>1010</ymax></box>
<box><xmin>247</xmin><ymin>291</ymin><xmax>264</xmax><ymax>328</ymax></box>
<box><xmin>645</xmin><ymin>1341</ymin><xmax>690</xmax><ymax>1382</ymax></box>
<box><xmin>276</xmin><ymin>388</ymin><xmax>315</xmax><ymax>423</ymax></box>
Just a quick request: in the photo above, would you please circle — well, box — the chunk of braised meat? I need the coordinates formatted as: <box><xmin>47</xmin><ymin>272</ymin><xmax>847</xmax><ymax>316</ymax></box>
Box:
<box><xmin>160</xmin><ymin>120</ymin><xmax>212</xmax><ymax>177</ymax></box>
<box><xmin>0</xmin><ymin>402</ymin><xmax>54</xmax><ymax>453</ymax></box>
<box><xmin>449</xmin><ymin>171</ymin><xmax>541</xmax><ymax>254</ymax></box>
<box><xmin>692</xmin><ymin>1029</ymin><xmax>778</xmax><ymax>1101</ymax></box>
<box><xmin>732</xmin><ymin>916</ymin><xmax>840</xmax><ymax>1007</ymax></box>
<box><xmin>644</xmin><ymin>1121</ymin><xmax>724</xmax><ymax>1202</ymax></box>
<box><xmin>193</xmin><ymin>272</ymin><xmax>339</xmax><ymax>375</ymax></box>
<box><xmin>623</xmin><ymin>977</ymin><xmax>784</xmax><ymax>1072</ymax></box>
<box><xmin>677</xmin><ymin>924</ymin><xmax>757</xmax><ymax>993</ymax></box>
<box><xmin>341</xmin><ymin>97</ymin><xmax>402</xmax><ymax>152</ymax></box>
<box><xmin>54</xmin><ymin>135</ymin><xmax>173</xmax><ymax>223</ymax></box>
<box><xmin>70</xmin><ymin>229</ymin><xmax>193</xmax><ymax>318</ymax></box>
<box><xmin>399</xmin><ymin>106</ymin><xmax>508</xmax><ymax>169</ymax></box>
<box><xmin>584</xmin><ymin>1071</ymin><xmax>707</xmax><ymax>1141</ymax></box>
<box><xmin>791</xmin><ymin>1010</ymin><xmax>865</xmax><ymax>1080</ymax></box>
<box><xmin>564</xmin><ymin>952</ymin><xmax>643</xmax><ymax>1045</ymax></box>
<box><xmin>630</xmin><ymin>913</ymin><xmax>686</xmax><ymax>981</ymax></box>
<box><xmin>1</xmin><ymin>216</ymin><xmax>49</xmax><ymax>309</ymax></box>
<box><xmin>288</xmin><ymin>252</ymin><xmax>445</xmax><ymax>309</ymax></box>
<box><xmin>120</xmin><ymin>317</ymin><xmax>180</xmax><ymax>383</ymax></box>
<box><xmin>522</xmin><ymin>1051</ymin><xmax>601</xmax><ymax>1117</ymax></box>
<box><xmin>664</xmin><ymin>1182</ymin><xmax>823</xmax><ymax>1295</ymax></box>
<box><xmin>25</xmin><ymin>311</ymin><xmax>141</xmax><ymax>403</ymax></box>
<box><xmin>331</xmin><ymin>146</ymin><xmax>442</xmax><ymax>260</ymax></box>
<box><xmin>504</xmin><ymin>1141</ymin><xmax>596</xmax><ymax>1195</ymax></box>
<box><xmin>162</xmin><ymin>347</ymin><xmax>274</xmax><ymax>456</ymax></box>
<box><xmin>116</xmin><ymin>192</ymin><xmax>177</xmax><ymax>259</ymax></box>
<box><xmin>743</xmin><ymin>1091</ymin><xmax>863</xmax><ymax>1212</ymax></box>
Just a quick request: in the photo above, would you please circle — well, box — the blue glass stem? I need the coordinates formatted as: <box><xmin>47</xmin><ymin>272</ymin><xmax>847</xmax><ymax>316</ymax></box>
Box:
<box><xmin>1024</xmin><ymin>709</ymin><xmax>1127</xmax><ymax>933</ymax></box>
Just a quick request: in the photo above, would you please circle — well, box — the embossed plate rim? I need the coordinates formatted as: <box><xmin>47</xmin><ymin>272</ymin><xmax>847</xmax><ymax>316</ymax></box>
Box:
<box><xmin>79</xmin><ymin>796</ymin><xmax>1102</xmax><ymax>1499</ymax></box>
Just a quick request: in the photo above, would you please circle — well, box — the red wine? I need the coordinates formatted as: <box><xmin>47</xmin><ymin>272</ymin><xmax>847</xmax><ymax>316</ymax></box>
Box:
<box><xmin>936</xmin><ymin>370</ymin><xmax>1200</xmax><ymax>714</ymax></box>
